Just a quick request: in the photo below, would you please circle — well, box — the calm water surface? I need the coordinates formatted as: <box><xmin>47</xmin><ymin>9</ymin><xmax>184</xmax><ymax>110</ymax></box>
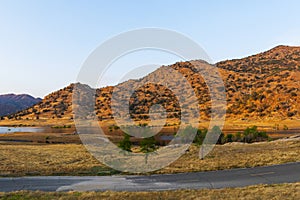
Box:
<box><xmin>0</xmin><ymin>126</ymin><xmax>74</xmax><ymax>134</ymax></box>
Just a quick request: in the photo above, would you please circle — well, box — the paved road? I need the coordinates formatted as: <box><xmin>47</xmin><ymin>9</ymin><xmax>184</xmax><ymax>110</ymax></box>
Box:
<box><xmin>0</xmin><ymin>162</ymin><xmax>299</xmax><ymax>192</ymax></box>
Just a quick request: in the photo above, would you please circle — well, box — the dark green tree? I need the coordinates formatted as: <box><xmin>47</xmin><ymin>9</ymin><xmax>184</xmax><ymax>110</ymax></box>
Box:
<box><xmin>118</xmin><ymin>134</ymin><xmax>132</xmax><ymax>152</ymax></box>
<box><xmin>217</xmin><ymin>132</ymin><xmax>226</xmax><ymax>144</ymax></box>
<box><xmin>178</xmin><ymin>125</ymin><xmax>198</xmax><ymax>144</ymax></box>
<box><xmin>193</xmin><ymin>128</ymin><xmax>207</xmax><ymax>146</ymax></box>
<box><xmin>209</xmin><ymin>126</ymin><xmax>225</xmax><ymax>144</ymax></box>
<box><xmin>235</xmin><ymin>132</ymin><xmax>243</xmax><ymax>142</ymax></box>
<box><xmin>140</xmin><ymin>136</ymin><xmax>157</xmax><ymax>153</ymax></box>
<box><xmin>226</xmin><ymin>133</ymin><xmax>234</xmax><ymax>143</ymax></box>
<box><xmin>243</xmin><ymin>126</ymin><xmax>268</xmax><ymax>143</ymax></box>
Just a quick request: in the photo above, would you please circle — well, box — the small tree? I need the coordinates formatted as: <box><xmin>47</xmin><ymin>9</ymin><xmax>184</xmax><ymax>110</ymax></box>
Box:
<box><xmin>140</xmin><ymin>136</ymin><xmax>157</xmax><ymax>153</ymax></box>
<box><xmin>226</xmin><ymin>134</ymin><xmax>234</xmax><ymax>143</ymax></box>
<box><xmin>235</xmin><ymin>132</ymin><xmax>243</xmax><ymax>142</ymax></box>
<box><xmin>118</xmin><ymin>134</ymin><xmax>132</xmax><ymax>152</ymax></box>
<box><xmin>178</xmin><ymin>125</ymin><xmax>198</xmax><ymax>144</ymax></box>
<box><xmin>209</xmin><ymin>126</ymin><xmax>225</xmax><ymax>144</ymax></box>
<box><xmin>193</xmin><ymin>128</ymin><xmax>207</xmax><ymax>146</ymax></box>
<box><xmin>243</xmin><ymin>126</ymin><xmax>257</xmax><ymax>143</ymax></box>
<box><xmin>217</xmin><ymin>132</ymin><xmax>226</xmax><ymax>144</ymax></box>
<box><xmin>243</xmin><ymin>126</ymin><xmax>268</xmax><ymax>143</ymax></box>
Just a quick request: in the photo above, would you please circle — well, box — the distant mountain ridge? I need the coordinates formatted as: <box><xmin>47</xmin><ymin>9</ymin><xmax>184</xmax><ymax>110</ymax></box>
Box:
<box><xmin>6</xmin><ymin>45</ymin><xmax>300</xmax><ymax>121</ymax></box>
<box><xmin>0</xmin><ymin>94</ymin><xmax>42</xmax><ymax>117</ymax></box>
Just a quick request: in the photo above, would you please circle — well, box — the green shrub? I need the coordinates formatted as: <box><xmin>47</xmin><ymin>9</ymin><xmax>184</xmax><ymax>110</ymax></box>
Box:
<box><xmin>243</xmin><ymin>126</ymin><xmax>268</xmax><ymax>143</ymax></box>
<box><xmin>234</xmin><ymin>132</ymin><xmax>243</xmax><ymax>142</ymax></box>
<box><xmin>118</xmin><ymin>134</ymin><xmax>132</xmax><ymax>152</ymax></box>
<box><xmin>193</xmin><ymin>128</ymin><xmax>207</xmax><ymax>146</ymax></box>
<box><xmin>140</xmin><ymin>136</ymin><xmax>157</xmax><ymax>153</ymax></box>
<box><xmin>226</xmin><ymin>134</ymin><xmax>234</xmax><ymax>143</ymax></box>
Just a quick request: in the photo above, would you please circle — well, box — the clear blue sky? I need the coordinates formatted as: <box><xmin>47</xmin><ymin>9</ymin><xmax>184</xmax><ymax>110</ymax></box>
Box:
<box><xmin>1</xmin><ymin>0</ymin><xmax>300</xmax><ymax>97</ymax></box>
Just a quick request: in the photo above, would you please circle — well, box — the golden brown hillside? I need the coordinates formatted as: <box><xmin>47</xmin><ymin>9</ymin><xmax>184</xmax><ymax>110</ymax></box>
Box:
<box><xmin>4</xmin><ymin>45</ymin><xmax>300</xmax><ymax>124</ymax></box>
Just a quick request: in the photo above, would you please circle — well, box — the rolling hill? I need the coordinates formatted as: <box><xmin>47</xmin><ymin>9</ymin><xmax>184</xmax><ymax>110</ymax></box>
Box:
<box><xmin>5</xmin><ymin>45</ymin><xmax>300</xmax><ymax>123</ymax></box>
<box><xmin>0</xmin><ymin>94</ymin><xmax>42</xmax><ymax>117</ymax></box>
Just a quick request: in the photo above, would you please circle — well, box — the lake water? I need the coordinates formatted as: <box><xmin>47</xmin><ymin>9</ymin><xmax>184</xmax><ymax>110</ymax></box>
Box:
<box><xmin>0</xmin><ymin>126</ymin><xmax>75</xmax><ymax>134</ymax></box>
<box><xmin>1</xmin><ymin>126</ymin><xmax>298</xmax><ymax>136</ymax></box>
<box><xmin>0</xmin><ymin>127</ymin><xmax>46</xmax><ymax>134</ymax></box>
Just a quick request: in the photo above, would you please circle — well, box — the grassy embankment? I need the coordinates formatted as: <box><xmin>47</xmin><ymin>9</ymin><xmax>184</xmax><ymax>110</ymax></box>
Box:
<box><xmin>0</xmin><ymin>183</ymin><xmax>299</xmax><ymax>200</ymax></box>
<box><xmin>0</xmin><ymin>137</ymin><xmax>299</xmax><ymax>176</ymax></box>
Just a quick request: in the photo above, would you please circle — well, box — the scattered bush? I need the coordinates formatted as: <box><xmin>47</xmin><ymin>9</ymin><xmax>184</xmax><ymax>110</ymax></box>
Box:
<box><xmin>52</xmin><ymin>125</ymin><xmax>71</xmax><ymax>129</ymax></box>
<box><xmin>140</xmin><ymin>136</ymin><xmax>157</xmax><ymax>153</ymax></box>
<box><xmin>193</xmin><ymin>126</ymin><xmax>269</xmax><ymax>145</ymax></box>
<box><xmin>193</xmin><ymin>128</ymin><xmax>207</xmax><ymax>146</ymax></box>
<box><xmin>242</xmin><ymin>126</ymin><xmax>268</xmax><ymax>143</ymax></box>
<box><xmin>118</xmin><ymin>134</ymin><xmax>132</xmax><ymax>152</ymax></box>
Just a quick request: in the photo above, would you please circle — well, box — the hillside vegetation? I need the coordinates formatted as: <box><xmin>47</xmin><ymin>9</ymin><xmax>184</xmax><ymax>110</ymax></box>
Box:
<box><xmin>4</xmin><ymin>45</ymin><xmax>300</xmax><ymax>123</ymax></box>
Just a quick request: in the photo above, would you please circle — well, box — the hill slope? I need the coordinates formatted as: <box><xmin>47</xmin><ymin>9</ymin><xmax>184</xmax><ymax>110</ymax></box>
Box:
<box><xmin>0</xmin><ymin>94</ymin><xmax>41</xmax><ymax>117</ymax></box>
<box><xmin>7</xmin><ymin>45</ymin><xmax>300</xmax><ymax>122</ymax></box>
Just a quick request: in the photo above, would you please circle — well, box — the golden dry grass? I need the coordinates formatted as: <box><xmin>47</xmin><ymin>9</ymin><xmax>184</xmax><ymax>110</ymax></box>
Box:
<box><xmin>0</xmin><ymin>118</ymin><xmax>74</xmax><ymax>127</ymax></box>
<box><xmin>2</xmin><ymin>118</ymin><xmax>300</xmax><ymax>131</ymax></box>
<box><xmin>223</xmin><ymin>119</ymin><xmax>300</xmax><ymax>130</ymax></box>
<box><xmin>0</xmin><ymin>183</ymin><xmax>299</xmax><ymax>200</ymax></box>
<box><xmin>0</xmin><ymin>138</ymin><xmax>299</xmax><ymax>176</ymax></box>
<box><xmin>158</xmin><ymin>137</ymin><xmax>300</xmax><ymax>174</ymax></box>
<box><xmin>0</xmin><ymin>132</ymin><xmax>81</xmax><ymax>144</ymax></box>
<box><xmin>0</xmin><ymin>144</ymin><xmax>105</xmax><ymax>176</ymax></box>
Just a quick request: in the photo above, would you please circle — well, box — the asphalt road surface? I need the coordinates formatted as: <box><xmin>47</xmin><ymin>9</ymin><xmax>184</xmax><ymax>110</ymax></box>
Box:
<box><xmin>0</xmin><ymin>162</ymin><xmax>299</xmax><ymax>192</ymax></box>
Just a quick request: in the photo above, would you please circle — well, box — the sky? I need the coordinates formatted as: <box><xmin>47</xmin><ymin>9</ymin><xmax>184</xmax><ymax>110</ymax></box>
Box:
<box><xmin>1</xmin><ymin>0</ymin><xmax>300</xmax><ymax>97</ymax></box>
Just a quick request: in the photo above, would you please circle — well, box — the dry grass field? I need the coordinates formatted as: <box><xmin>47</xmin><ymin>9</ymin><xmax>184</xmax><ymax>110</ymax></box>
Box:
<box><xmin>158</xmin><ymin>136</ymin><xmax>300</xmax><ymax>174</ymax></box>
<box><xmin>0</xmin><ymin>183</ymin><xmax>299</xmax><ymax>200</ymax></box>
<box><xmin>0</xmin><ymin>137</ymin><xmax>299</xmax><ymax>176</ymax></box>
<box><xmin>0</xmin><ymin>118</ymin><xmax>74</xmax><ymax>127</ymax></box>
<box><xmin>0</xmin><ymin>132</ymin><xmax>81</xmax><ymax>144</ymax></box>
